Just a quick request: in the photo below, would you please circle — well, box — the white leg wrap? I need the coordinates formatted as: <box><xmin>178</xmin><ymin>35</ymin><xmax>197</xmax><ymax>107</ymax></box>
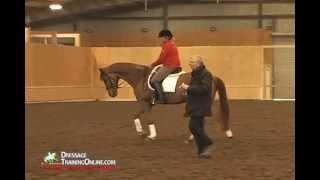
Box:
<box><xmin>226</xmin><ymin>129</ymin><xmax>233</xmax><ymax>138</ymax></box>
<box><xmin>147</xmin><ymin>124</ymin><xmax>157</xmax><ymax>139</ymax></box>
<box><xmin>134</xmin><ymin>119</ymin><xmax>143</xmax><ymax>133</ymax></box>
<box><xmin>188</xmin><ymin>134</ymin><xmax>194</xmax><ymax>140</ymax></box>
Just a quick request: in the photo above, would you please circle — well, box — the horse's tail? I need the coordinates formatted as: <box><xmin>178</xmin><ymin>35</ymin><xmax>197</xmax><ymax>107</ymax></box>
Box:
<box><xmin>214</xmin><ymin>77</ymin><xmax>230</xmax><ymax>132</ymax></box>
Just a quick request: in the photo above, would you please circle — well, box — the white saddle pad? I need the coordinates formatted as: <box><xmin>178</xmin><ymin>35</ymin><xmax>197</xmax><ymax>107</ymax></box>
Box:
<box><xmin>147</xmin><ymin>65</ymin><xmax>186</xmax><ymax>93</ymax></box>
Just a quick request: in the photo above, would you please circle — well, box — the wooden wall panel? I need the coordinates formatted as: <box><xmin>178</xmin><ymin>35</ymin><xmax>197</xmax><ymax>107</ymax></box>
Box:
<box><xmin>179</xmin><ymin>46</ymin><xmax>263</xmax><ymax>86</ymax></box>
<box><xmin>28</xmin><ymin>43</ymin><xmax>92</xmax><ymax>86</ymax></box>
<box><xmin>81</xmin><ymin>29</ymin><xmax>272</xmax><ymax>47</ymax></box>
<box><xmin>25</xmin><ymin>43</ymin><xmax>96</xmax><ymax>102</ymax></box>
<box><xmin>26</xmin><ymin>44</ymin><xmax>266</xmax><ymax>102</ymax></box>
<box><xmin>92</xmin><ymin>46</ymin><xmax>264</xmax><ymax>100</ymax></box>
<box><xmin>25</xmin><ymin>44</ymin><xmax>31</xmax><ymax>86</ymax></box>
<box><xmin>26</xmin><ymin>87</ymin><xmax>94</xmax><ymax>102</ymax></box>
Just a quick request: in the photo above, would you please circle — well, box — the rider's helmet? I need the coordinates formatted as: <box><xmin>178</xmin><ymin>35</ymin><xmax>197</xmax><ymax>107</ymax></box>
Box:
<box><xmin>158</xmin><ymin>29</ymin><xmax>173</xmax><ymax>40</ymax></box>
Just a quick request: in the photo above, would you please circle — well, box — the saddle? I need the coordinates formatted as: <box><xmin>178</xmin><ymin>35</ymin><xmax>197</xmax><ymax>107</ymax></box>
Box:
<box><xmin>147</xmin><ymin>65</ymin><xmax>186</xmax><ymax>93</ymax></box>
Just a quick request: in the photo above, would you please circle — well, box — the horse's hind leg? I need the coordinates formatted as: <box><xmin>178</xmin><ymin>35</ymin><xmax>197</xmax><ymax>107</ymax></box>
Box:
<box><xmin>215</xmin><ymin>77</ymin><xmax>233</xmax><ymax>138</ymax></box>
<box><xmin>184</xmin><ymin>134</ymin><xmax>194</xmax><ymax>144</ymax></box>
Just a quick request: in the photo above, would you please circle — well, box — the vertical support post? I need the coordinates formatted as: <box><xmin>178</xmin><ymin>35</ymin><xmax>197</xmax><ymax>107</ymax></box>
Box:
<box><xmin>25</xmin><ymin>27</ymin><xmax>30</xmax><ymax>43</ymax></box>
<box><xmin>89</xmin><ymin>43</ymin><xmax>94</xmax><ymax>99</ymax></box>
<box><xmin>272</xmin><ymin>18</ymin><xmax>276</xmax><ymax>32</ymax></box>
<box><xmin>258</xmin><ymin>0</ymin><xmax>263</xmax><ymax>28</ymax></box>
<box><xmin>52</xmin><ymin>32</ymin><xmax>58</xmax><ymax>45</ymax></box>
<box><xmin>265</xmin><ymin>64</ymin><xmax>272</xmax><ymax>100</ymax></box>
<box><xmin>145</xmin><ymin>0</ymin><xmax>148</xmax><ymax>11</ymax></box>
<box><xmin>74</xmin><ymin>34</ymin><xmax>80</xmax><ymax>47</ymax></box>
<box><xmin>260</xmin><ymin>47</ymin><xmax>265</xmax><ymax>100</ymax></box>
<box><xmin>72</xmin><ymin>22</ymin><xmax>78</xmax><ymax>32</ymax></box>
<box><xmin>163</xmin><ymin>1</ymin><xmax>168</xmax><ymax>29</ymax></box>
<box><xmin>271</xmin><ymin>51</ymin><xmax>276</xmax><ymax>99</ymax></box>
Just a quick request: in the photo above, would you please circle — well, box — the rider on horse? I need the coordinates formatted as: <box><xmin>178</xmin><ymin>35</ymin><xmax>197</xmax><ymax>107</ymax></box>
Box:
<box><xmin>150</xmin><ymin>29</ymin><xmax>182</xmax><ymax>104</ymax></box>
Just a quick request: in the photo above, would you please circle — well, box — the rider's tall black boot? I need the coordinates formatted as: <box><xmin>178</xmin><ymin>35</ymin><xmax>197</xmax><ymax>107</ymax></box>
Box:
<box><xmin>153</xmin><ymin>82</ymin><xmax>166</xmax><ymax>104</ymax></box>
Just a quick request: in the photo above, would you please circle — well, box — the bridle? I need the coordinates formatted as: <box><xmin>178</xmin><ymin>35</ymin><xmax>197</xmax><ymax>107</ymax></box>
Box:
<box><xmin>103</xmin><ymin>73</ymin><xmax>127</xmax><ymax>90</ymax></box>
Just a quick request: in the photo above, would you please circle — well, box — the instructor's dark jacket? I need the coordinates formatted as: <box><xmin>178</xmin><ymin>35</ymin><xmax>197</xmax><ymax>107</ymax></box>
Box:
<box><xmin>185</xmin><ymin>65</ymin><xmax>213</xmax><ymax>117</ymax></box>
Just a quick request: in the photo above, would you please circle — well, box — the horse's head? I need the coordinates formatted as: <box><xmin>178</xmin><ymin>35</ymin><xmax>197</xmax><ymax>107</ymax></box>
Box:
<box><xmin>99</xmin><ymin>69</ymin><xmax>119</xmax><ymax>97</ymax></box>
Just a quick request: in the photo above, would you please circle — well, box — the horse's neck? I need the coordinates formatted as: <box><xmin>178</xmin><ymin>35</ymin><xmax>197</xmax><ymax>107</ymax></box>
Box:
<box><xmin>110</xmin><ymin>63</ymin><xmax>149</xmax><ymax>88</ymax></box>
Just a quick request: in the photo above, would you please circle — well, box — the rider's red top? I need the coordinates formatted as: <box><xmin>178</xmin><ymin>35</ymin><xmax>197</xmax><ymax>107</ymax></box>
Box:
<box><xmin>151</xmin><ymin>39</ymin><xmax>181</xmax><ymax>68</ymax></box>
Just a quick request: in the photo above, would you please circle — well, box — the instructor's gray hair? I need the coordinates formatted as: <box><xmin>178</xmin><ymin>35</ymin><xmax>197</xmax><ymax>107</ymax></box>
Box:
<box><xmin>193</xmin><ymin>55</ymin><xmax>204</xmax><ymax>66</ymax></box>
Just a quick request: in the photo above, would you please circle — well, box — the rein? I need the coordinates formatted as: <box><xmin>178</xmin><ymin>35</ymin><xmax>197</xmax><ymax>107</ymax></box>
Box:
<box><xmin>117</xmin><ymin>80</ymin><xmax>127</xmax><ymax>89</ymax></box>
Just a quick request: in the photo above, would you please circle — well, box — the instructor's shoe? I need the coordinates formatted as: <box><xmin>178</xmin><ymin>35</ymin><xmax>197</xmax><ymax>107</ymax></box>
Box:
<box><xmin>199</xmin><ymin>144</ymin><xmax>215</xmax><ymax>159</ymax></box>
<box><xmin>153</xmin><ymin>82</ymin><xmax>166</xmax><ymax>104</ymax></box>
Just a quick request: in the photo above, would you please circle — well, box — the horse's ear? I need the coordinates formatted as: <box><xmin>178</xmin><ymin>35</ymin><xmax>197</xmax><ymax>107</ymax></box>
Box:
<box><xmin>99</xmin><ymin>68</ymin><xmax>103</xmax><ymax>73</ymax></box>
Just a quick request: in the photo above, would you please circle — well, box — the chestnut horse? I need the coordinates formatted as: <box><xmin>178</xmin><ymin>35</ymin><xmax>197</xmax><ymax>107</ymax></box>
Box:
<box><xmin>99</xmin><ymin>63</ymin><xmax>233</xmax><ymax>141</ymax></box>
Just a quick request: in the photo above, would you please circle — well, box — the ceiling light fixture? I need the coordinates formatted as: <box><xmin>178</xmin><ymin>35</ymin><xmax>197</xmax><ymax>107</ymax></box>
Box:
<box><xmin>49</xmin><ymin>4</ymin><xmax>63</xmax><ymax>11</ymax></box>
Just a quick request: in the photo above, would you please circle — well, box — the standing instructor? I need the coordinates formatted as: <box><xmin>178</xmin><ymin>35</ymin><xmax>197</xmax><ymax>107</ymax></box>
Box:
<box><xmin>180</xmin><ymin>56</ymin><xmax>214</xmax><ymax>159</ymax></box>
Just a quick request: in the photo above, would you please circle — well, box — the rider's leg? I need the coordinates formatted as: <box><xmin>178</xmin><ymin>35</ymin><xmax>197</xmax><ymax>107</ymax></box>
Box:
<box><xmin>150</xmin><ymin>67</ymin><xmax>177</xmax><ymax>103</ymax></box>
<box><xmin>153</xmin><ymin>82</ymin><xmax>166</xmax><ymax>104</ymax></box>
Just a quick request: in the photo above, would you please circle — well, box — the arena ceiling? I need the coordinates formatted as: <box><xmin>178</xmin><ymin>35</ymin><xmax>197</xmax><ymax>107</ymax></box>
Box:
<box><xmin>26</xmin><ymin>0</ymin><xmax>169</xmax><ymax>25</ymax></box>
<box><xmin>26</xmin><ymin>0</ymin><xmax>294</xmax><ymax>26</ymax></box>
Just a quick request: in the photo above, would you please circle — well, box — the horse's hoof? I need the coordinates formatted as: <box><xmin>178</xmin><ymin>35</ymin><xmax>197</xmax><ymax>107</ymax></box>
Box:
<box><xmin>184</xmin><ymin>139</ymin><xmax>193</xmax><ymax>144</ymax></box>
<box><xmin>137</xmin><ymin>132</ymin><xmax>147</xmax><ymax>138</ymax></box>
<box><xmin>225</xmin><ymin>130</ymin><xmax>233</xmax><ymax>138</ymax></box>
<box><xmin>144</xmin><ymin>137</ymin><xmax>156</xmax><ymax>141</ymax></box>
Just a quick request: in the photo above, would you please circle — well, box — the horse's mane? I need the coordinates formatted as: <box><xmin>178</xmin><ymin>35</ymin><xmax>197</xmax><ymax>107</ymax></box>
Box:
<box><xmin>100</xmin><ymin>62</ymin><xmax>148</xmax><ymax>72</ymax></box>
<box><xmin>112</xmin><ymin>63</ymin><xmax>148</xmax><ymax>70</ymax></box>
<box><xmin>99</xmin><ymin>62</ymin><xmax>151</xmax><ymax>84</ymax></box>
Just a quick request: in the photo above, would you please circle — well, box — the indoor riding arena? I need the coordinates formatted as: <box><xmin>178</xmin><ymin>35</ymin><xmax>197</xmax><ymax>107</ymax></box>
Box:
<box><xmin>26</xmin><ymin>0</ymin><xmax>295</xmax><ymax>179</ymax></box>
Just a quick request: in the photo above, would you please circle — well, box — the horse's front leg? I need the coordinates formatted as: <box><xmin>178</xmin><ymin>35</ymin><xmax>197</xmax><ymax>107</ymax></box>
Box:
<box><xmin>142</xmin><ymin>105</ymin><xmax>157</xmax><ymax>141</ymax></box>
<box><xmin>132</xmin><ymin>108</ymin><xmax>147</xmax><ymax>138</ymax></box>
<box><xmin>133</xmin><ymin>100</ymin><xmax>157</xmax><ymax>140</ymax></box>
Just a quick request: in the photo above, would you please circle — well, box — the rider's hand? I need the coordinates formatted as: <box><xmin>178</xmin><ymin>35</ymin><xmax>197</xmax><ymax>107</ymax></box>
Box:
<box><xmin>179</xmin><ymin>83</ymin><xmax>189</xmax><ymax>90</ymax></box>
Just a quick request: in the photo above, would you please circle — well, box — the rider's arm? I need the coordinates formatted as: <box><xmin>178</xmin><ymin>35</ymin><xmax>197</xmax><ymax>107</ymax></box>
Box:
<box><xmin>187</xmin><ymin>72</ymin><xmax>213</xmax><ymax>95</ymax></box>
<box><xmin>151</xmin><ymin>43</ymin><xmax>171</xmax><ymax>67</ymax></box>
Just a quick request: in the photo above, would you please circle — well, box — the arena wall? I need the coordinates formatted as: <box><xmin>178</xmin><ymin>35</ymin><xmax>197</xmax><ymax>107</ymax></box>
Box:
<box><xmin>80</xmin><ymin>29</ymin><xmax>271</xmax><ymax>47</ymax></box>
<box><xmin>25</xmin><ymin>43</ymin><xmax>95</xmax><ymax>102</ymax></box>
<box><xmin>26</xmin><ymin>43</ymin><xmax>267</xmax><ymax>102</ymax></box>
